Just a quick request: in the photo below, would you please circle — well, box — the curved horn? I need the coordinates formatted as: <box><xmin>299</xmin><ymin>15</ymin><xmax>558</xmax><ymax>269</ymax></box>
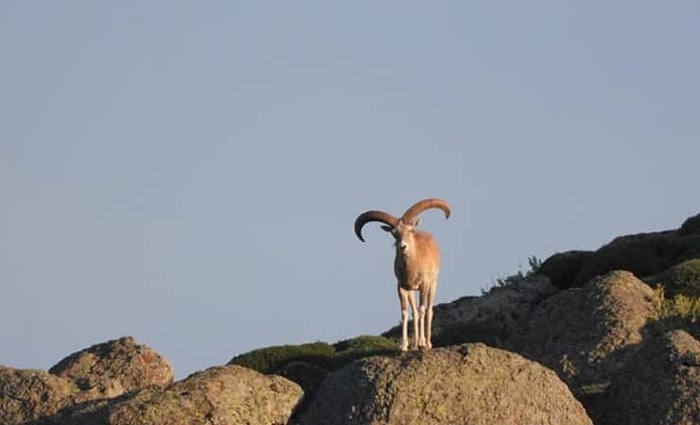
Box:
<box><xmin>354</xmin><ymin>210</ymin><xmax>399</xmax><ymax>242</ymax></box>
<box><xmin>401</xmin><ymin>198</ymin><xmax>451</xmax><ymax>223</ymax></box>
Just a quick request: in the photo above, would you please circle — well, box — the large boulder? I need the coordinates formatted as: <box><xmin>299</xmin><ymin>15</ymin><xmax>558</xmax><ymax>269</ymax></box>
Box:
<box><xmin>0</xmin><ymin>367</ymin><xmax>79</xmax><ymax>425</ymax></box>
<box><xmin>511</xmin><ymin>270</ymin><xmax>658</xmax><ymax>386</ymax></box>
<box><xmin>538</xmin><ymin>250</ymin><xmax>594</xmax><ymax>289</ymax></box>
<box><xmin>36</xmin><ymin>365</ymin><xmax>303</xmax><ymax>425</ymax></box>
<box><xmin>536</xmin><ymin>213</ymin><xmax>700</xmax><ymax>290</ymax></box>
<box><xmin>298</xmin><ymin>343</ymin><xmax>592</xmax><ymax>425</ymax></box>
<box><xmin>105</xmin><ymin>364</ymin><xmax>303</xmax><ymax>425</ymax></box>
<box><xmin>1</xmin><ymin>337</ymin><xmax>174</xmax><ymax>425</ymax></box>
<box><xmin>593</xmin><ymin>330</ymin><xmax>700</xmax><ymax>425</ymax></box>
<box><xmin>49</xmin><ymin>336</ymin><xmax>173</xmax><ymax>398</ymax></box>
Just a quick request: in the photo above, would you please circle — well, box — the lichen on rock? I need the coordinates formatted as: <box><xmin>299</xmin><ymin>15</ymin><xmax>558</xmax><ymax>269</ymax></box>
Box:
<box><xmin>49</xmin><ymin>336</ymin><xmax>174</xmax><ymax>398</ymax></box>
<box><xmin>0</xmin><ymin>366</ymin><xmax>80</xmax><ymax>425</ymax></box>
<box><xmin>299</xmin><ymin>343</ymin><xmax>593</xmax><ymax>425</ymax></box>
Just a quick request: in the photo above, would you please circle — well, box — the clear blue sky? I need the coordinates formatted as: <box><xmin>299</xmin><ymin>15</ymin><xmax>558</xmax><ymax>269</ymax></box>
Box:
<box><xmin>2</xmin><ymin>2</ymin><xmax>698</xmax><ymax>379</ymax></box>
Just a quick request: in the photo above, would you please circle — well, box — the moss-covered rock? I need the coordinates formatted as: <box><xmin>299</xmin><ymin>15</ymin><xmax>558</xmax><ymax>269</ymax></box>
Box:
<box><xmin>538</xmin><ymin>214</ymin><xmax>700</xmax><ymax>289</ymax></box>
<box><xmin>592</xmin><ymin>330</ymin><xmax>700</xmax><ymax>425</ymax></box>
<box><xmin>646</xmin><ymin>258</ymin><xmax>700</xmax><ymax>298</ymax></box>
<box><xmin>680</xmin><ymin>213</ymin><xmax>700</xmax><ymax>236</ymax></box>
<box><xmin>573</xmin><ymin>243</ymin><xmax>667</xmax><ymax>287</ymax></box>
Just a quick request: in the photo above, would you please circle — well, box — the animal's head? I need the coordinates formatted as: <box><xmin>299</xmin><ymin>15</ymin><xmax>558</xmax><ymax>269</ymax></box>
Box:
<box><xmin>354</xmin><ymin>198</ymin><xmax>450</xmax><ymax>252</ymax></box>
<box><xmin>381</xmin><ymin>219</ymin><xmax>420</xmax><ymax>255</ymax></box>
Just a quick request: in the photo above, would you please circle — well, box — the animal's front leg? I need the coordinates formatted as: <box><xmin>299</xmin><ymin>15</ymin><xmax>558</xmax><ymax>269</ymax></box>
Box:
<box><xmin>417</xmin><ymin>304</ymin><xmax>427</xmax><ymax>348</ymax></box>
<box><xmin>398</xmin><ymin>287</ymin><xmax>410</xmax><ymax>351</ymax></box>
<box><xmin>425</xmin><ymin>309</ymin><xmax>433</xmax><ymax>349</ymax></box>
<box><xmin>406</xmin><ymin>290</ymin><xmax>420</xmax><ymax>350</ymax></box>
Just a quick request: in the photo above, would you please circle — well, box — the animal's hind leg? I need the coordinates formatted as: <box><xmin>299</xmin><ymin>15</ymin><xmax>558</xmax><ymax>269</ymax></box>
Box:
<box><xmin>418</xmin><ymin>287</ymin><xmax>428</xmax><ymax>348</ymax></box>
<box><xmin>421</xmin><ymin>282</ymin><xmax>437</xmax><ymax>349</ymax></box>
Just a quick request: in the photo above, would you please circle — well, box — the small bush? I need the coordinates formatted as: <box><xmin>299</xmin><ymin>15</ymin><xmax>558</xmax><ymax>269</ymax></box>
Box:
<box><xmin>560</xmin><ymin>354</ymin><xmax>579</xmax><ymax>380</ymax></box>
<box><xmin>650</xmin><ymin>283</ymin><xmax>700</xmax><ymax>333</ymax></box>
<box><xmin>670</xmin><ymin>295</ymin><xmax>700</xmax><ymax>321</ymax></box>
<box><xmin>651</xmin><ymin>285</ymin><xmax>668</xmax><ymax>316</ymax></box>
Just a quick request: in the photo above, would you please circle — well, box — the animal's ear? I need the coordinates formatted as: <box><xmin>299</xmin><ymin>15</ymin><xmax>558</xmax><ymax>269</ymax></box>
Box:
<box><xmin>381</xmin><ymin>225</ymin><xmax>393</xmax><ymax>233</ymax></box>
<box><xmin>412</xmin><ymin>218</ymin><xmax>421</xmax><ymax>227</ymax></box>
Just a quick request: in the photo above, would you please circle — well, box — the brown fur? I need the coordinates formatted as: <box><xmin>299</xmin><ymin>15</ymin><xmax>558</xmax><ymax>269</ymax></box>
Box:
<box><xmin>393</xmin><ymin>229</ymin><xmax>440</xmax><ymax>291</ymax></box>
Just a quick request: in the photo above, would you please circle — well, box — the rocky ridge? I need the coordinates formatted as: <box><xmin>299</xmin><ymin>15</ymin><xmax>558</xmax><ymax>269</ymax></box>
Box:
<box><xmin>2</xmin><ymin>213</ymin><xmax>700</xmax><ymax>424</ymax></box>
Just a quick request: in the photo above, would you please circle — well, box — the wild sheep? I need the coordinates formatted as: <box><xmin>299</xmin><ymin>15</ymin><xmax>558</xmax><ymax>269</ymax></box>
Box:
<box><xmin>354</xmin><ymin>198</ymin><xmax>451</xmax><ymax>351</ymax></box>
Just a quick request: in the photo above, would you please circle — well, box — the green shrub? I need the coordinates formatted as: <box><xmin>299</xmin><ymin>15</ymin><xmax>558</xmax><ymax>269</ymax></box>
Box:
<box><xmin>228</xmin><ymin>335</ymin><xmax>401</xmax><ymax>375</ymax></box>
<box><xmin>227</xmin><ymin>342</ymin><xmax>336</xmax><ymax>374</ymax></box>
<box><xmin>333</xmin><ymin>335</ymin><xmax>397</xmax><ymax>354</ymax></box>
<box><xmin>333</xmin><ymin>335</ymin><xmax>398</xmax><ymax>367</ymax></box>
